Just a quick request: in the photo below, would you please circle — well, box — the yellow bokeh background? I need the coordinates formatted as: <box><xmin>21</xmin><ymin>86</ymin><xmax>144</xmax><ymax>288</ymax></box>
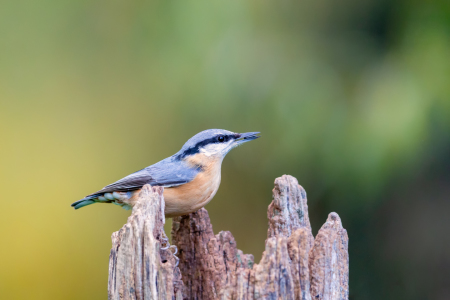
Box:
<box><xmin>1</xmin><ymin>1</ymin><xmax>449</xmax><ymax>299</ymax></box>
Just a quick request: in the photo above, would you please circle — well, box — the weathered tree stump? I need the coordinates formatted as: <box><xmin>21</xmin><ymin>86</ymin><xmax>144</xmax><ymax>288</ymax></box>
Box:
<box><xmin>108</xmin><ymin>175</ymin><xmax>349</xmax><ymax>300</ymax></box>
<box><xmin>108</xmin><ymin>185</ymin><xmax>183</xmax><ymax>300</ymax></box>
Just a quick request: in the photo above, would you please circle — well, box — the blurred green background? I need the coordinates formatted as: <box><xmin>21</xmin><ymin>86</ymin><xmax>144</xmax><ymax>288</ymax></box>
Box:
<box><xmin>1</xmin><ymin>0</ymin><xmax>449</xmax><ymax>299</ymax></box>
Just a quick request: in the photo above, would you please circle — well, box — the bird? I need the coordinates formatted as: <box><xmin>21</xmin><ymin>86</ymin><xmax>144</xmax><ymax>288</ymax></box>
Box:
<box><xmin>71</xmin><ymin>129</ymin><xmax>260</xmax><ymax>217</ymax></box>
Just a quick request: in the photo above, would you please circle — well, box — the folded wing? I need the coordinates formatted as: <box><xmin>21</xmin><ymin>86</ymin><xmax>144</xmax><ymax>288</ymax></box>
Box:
<box><xmin>86</xmin><ymin>158</ymin><xmax>199</xmax><ymax>196</ymax></box>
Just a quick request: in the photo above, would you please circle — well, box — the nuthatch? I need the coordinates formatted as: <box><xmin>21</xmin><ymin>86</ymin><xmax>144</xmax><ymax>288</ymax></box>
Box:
<box><xmin>71</xmin><ymin>129</ymin><xmax>260</xmax><ymax>217</ymax></box>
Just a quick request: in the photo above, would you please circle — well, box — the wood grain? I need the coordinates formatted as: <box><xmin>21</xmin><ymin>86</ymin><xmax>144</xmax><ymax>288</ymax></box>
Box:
<box><xmin>107</xmin><ymin>175</ymin><xmax>349</xmax><ymax>300</ymax></box>
<box><xmin>108</xmin><ymin>185</ymin><xmax>183</xmax><ymax>300</ymax></box>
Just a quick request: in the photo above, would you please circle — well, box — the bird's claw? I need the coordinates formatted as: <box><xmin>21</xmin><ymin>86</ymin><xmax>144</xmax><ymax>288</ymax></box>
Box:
<box><xmin>170</xmin><ymin>245</ymin><xmax>178</xmax><ymax>255</ymax></box>
<box><xmin>160</xmin><ymin>237</ymin><xmax>170</xmax><ymax>250</ymax></box>
<box><xmin>160</xmin><ymin>237</ymin><xmax>179</xmax><ymax>267</ymax></box>
<box><xmin>169</xmin><ymin>245</ymin><xmax>179</xmax><ymax>267</ymax></box>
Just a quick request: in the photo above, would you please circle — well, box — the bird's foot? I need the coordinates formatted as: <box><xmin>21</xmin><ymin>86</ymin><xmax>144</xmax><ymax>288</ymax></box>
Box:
<box><xmin>160</xmin><ymin>237</ymin><xmax>179</xmax><ymax>267</ymax></box>
<box><xmin>160</xmin><ymin>237</ymin><xmax>170</xmax><ymax>250</ymax></box>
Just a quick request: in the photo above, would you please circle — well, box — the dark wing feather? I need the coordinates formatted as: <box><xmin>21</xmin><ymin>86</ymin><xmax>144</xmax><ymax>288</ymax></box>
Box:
<box><xmin>86</xmin><ymin>158</ymin><xmax>199</xmax><ymax>196</ymax></box>
<box><xmin>87</xmin><ymin>170</ymin><xmax>154</xmax><ymax>196</ymax></box>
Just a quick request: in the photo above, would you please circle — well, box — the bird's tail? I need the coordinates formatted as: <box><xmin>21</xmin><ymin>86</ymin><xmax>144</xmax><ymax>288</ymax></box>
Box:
<box><xmin>71</xmin><ymin>196</ymin><xmax>97</xmax><ymax>210</ymax></box>
<box><xmin>71</xmin><ymin>192</ymin><xmax>134</xmax><ymax>210</ymax></box>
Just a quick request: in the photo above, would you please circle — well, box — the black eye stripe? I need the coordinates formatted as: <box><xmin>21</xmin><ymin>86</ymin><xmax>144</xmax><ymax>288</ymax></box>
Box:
<box><xmin>177</xmin><ymin>134</ymin><xmax>234</xmax><ymax>159</ymax></box>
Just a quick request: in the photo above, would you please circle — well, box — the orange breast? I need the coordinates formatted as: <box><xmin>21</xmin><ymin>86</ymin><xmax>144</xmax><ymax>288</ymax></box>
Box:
<box><xmin>163</xmin><ymin>154</ymin><xmax>222</xmax><ymax>217</ymax></box>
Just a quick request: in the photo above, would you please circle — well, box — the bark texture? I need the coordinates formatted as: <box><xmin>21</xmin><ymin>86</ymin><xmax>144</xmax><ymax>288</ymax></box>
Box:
<box><xmin>108</xmin><ymin>185</ymin><xmax>183</xmax><ymax>300</ymax></box>
<box><xmin>108</xmin><ymin>175</ymin><xmax>349</xmax><ymax>300</ymax></box>
<box><xmin>309</xmin><ymin>213</ymin><xmax>349</xmax><ymax>300</ymax></box>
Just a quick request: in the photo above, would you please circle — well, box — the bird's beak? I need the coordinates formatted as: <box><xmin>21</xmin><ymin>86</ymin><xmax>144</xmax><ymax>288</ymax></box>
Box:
<box><xmin>235</xmin><ymin>132</ymin><xmax>260</xmax><ymax>145</ymax></box>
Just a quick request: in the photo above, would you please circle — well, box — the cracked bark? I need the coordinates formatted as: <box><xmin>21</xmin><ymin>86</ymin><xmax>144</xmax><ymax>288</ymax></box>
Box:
<box><xmin>108</xmin><ymin>175</ymin><xmax>349</xmax><ymax>300</ymax></box>
<box><xmin>108</xmin><ymin>185</ymin><xmax>183</xmax><ymax>300</ymax></box>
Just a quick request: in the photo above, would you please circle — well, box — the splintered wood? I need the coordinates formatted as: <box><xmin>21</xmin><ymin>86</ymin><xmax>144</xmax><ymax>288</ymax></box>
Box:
<box><xmin>108</xmin><ymin>175</ymin><xmax>349</xmax><ymax>300</ymax></box>
<box><xmin>108</xmin><ymin>185</ymin><xmax>183</xmax><ymax>300</ymax></box>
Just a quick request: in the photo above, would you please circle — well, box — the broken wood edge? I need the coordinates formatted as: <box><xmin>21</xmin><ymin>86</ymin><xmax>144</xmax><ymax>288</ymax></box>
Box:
<box><xmin>107</xmin><ymin>175</ymin><xmax>349</xmax><ymax>300</ymax></box>
<box><xmin>171</xmin><ymin>174</ymin><xmax>349</xmax><ymax>300</ymax></box>
<box><xmin>309</xmin><ymin>212</ymin><xmax>349</xmax><ymax>300</ymax></box>
<box><xmin>107</xmin><ymin>184</ymin><xmax>183</xmax><ymax>300</ymax></box>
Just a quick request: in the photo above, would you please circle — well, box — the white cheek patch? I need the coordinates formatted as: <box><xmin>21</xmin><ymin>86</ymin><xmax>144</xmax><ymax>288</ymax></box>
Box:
<box><xmin>200</xmin><ymin>144</ymin><xmax>219</xmax><ymax>156</ymax></box>
<box><xmin>200</xmin><ymin>142</ymin><xmax>231</xmax><ymax>156</ymax></box>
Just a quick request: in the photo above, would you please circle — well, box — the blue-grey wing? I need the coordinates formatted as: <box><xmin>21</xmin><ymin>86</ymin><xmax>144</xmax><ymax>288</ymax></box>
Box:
<box><xmin>86</xmin><ymin>158</ymin><xmax>198</xmax><ymax>196</ymax></box>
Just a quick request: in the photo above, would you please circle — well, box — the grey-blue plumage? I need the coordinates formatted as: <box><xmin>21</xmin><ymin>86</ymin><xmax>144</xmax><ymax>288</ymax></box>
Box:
<box><xmin>72</xmin><ymin>129</ymin><xmax>260</xmax><ymax>214</ymax></box>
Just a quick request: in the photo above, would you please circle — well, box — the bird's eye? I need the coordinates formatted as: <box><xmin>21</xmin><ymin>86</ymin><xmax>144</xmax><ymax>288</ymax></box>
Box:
<box><xmin>218</xmin><ymin>135</ymin><xmax>225</xmax><ymax>142</ymax></box>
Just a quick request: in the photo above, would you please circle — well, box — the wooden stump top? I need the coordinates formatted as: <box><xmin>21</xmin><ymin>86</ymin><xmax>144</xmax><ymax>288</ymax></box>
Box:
<box><xmin>108</xmin><ymin>175</ymin><xmax>349</xmax><ymax>300</ymax></box>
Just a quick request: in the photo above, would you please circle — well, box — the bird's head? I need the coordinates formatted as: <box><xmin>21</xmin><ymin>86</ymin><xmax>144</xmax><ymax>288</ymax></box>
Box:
<box><xmin>177</xmin><ymin>129</ymin><xmax>260</xmax><ymax>161</ymax></box>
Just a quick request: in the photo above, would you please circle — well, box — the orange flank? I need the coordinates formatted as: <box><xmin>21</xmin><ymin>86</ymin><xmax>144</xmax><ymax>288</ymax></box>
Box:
<box><xmin>163</xmin><ymin>153</ymin><xmax>222</xmax><ymax>217</ymax></box>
